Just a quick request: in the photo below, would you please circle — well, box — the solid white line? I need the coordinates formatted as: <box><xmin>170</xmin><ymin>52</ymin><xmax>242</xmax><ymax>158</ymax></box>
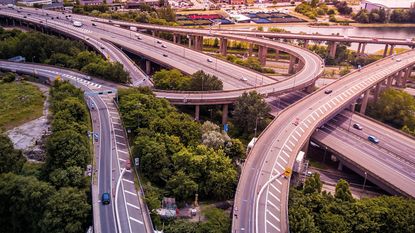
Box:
<box><xmin>129</xmin><ymin>217</ymin><xmax>143</xmax><ymax>224</ymax></box>
<box><xmin>268</xmin><ymin>190</ymin><xmax>281</xmax><ymax>202</ymax></box>
<box><xmin>124</xmin><ymin>190</ymin><xmax>137</xmax><ymax>196</ymax></box>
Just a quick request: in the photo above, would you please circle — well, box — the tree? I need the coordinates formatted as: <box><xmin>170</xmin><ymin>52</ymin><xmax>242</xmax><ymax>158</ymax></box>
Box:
<box><xmin>232</xmin><ymin>91</ymin><xmax>270</xmax><ymax>136</ymax></box>
<box><xmin>303</xmin><ymin>173</ymin><xmax>322</xmax><ymax>194</ymax></box>
<box><xmin>354</xmin><ymin>10</ymin><xmax>370</xmax><ymax>23</ymax></box>
<box><xmin>152</xmin><ymin>69</ymin><xmax>191</xmax><ymax>90</ymax></box>
<box><xmin>334</xmin><ymin>1</ymin><xmax>352</xmax><ymax>15</ymax></box>
<box><xmin>166</xmin><ymin>170</ymin><xmax>198</xmax><ymax>201</ymax></box>
<box><xmin>367</xmin><ymin>88</ymin><xmax>415</xmax><ymax>130</ymax></box>
<box><xmin>199</xmin><ymin>207</ymin><xmax>231</xmax><ymax>233</ymax></box>
<box><xmin>334</xmin><ymin>179</ymin><xmax>354</xmax><ymax>202</ymax></box>
<box><xmin>224</xmin><ymin>138</ymin><xmax>246</xmax><ymax>160</ymax></box>
<box><xmin>0</xmin><ymin>173</ymin><xmax>54</xmax><ymax>233</ymax></box>
<box><xmin>45</xmin><ymin>129</ymin><xmax>89</xmax><ymax>172</ymax></box>
<box><xmin>41</xmin><ymin>187</ymin><xmax>90</xmax><ymax>233</ymax></box>
<box><xmin>48</xmin><ymin>166</ymin><xmax>85</xmax><ymax>188</ymax></box>
<box><xmin>190</xmin><ymin>70</ymin><xmax>223</xmax><ymax>91</ymax></box>
<box><xmin>0</xmin><ymin>134</ymin><xmax>26</xmax><ymax>174</ymax></box>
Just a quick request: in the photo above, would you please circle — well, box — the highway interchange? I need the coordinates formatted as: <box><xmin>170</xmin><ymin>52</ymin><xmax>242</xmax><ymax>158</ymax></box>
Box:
<box><xmin>1</xmin><ymin>5</ymin><xmax>415</xmax><ymax>233</ymax></box>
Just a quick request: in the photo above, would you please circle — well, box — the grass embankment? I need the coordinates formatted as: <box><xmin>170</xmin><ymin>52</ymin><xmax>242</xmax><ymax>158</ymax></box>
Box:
<box><xmin>0</xmin><ymin>82</ymin><xmax>45</xmax><ymax>131</ymax></box>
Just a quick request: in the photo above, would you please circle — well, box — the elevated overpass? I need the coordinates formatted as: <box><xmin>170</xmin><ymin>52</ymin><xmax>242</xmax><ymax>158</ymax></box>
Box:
<box><xmin>313</xmin><ymin>112</ymin><xmax>415</xmax><ymax>197</ymax></box>
<box><xmin>233</xmin><ymin>50</ymin><xmax>415</xmax><ymax>233</ymax></box>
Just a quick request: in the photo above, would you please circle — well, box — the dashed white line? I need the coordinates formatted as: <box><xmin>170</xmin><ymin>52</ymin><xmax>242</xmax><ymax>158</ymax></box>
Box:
<box><xmin>129</xmin><ymin>217</ymin><xmax>143</xmax><ymax>224</ymax></box>
<box><xmin>267</xmin><ymin>219</ymin><xmax>280</xmax><ymax>231</ymax></box>
<box><xmin>123</xmin><ymin>178</ymin><xmax>134</xmax><ymax>184</ymax></box>
<box><xmin>127</xmin><ymin>202</ymin><xmax>141</xmax><ymax>210</ymax></box>
<box><xmin>267</xmin><ymin>209</ymin><xmax>280</xmax><ymax>222</ymax></box>
<box><xmin>267</xmin><ymin>199</ymin><xmax>280</xmax><ymax>212</ymax></box>
<box><xmin>124</xmin><ymin>190</ymin><xmax>137</xmax><ymax>196</ymax></box>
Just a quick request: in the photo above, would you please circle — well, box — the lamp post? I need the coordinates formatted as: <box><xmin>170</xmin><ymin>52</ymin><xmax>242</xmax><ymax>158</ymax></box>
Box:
<box><xmin>254</xmin><ymin>116</ymin><xmax>263</xmax><ymax>138</ymax></box>
<box><xmin>362</xmin><ymin>171</ymin><xmax>368</xmax><ymax>194</ymax></box>
<box><xmin>347</xmin><ymin>103</ymin><xmax>356</xmax><ymax>131</ymax></box>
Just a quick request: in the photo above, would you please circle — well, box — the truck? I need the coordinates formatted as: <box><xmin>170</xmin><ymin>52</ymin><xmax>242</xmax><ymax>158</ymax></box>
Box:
<box><xmin>293</xmin><ymin>151</ymin><xmax>305</xmax><ymax>174</ymax></box>
<box><xmin>73</xmin><ymin>21</ymin><xmax>83</xmax><ymax>27</ymax></box>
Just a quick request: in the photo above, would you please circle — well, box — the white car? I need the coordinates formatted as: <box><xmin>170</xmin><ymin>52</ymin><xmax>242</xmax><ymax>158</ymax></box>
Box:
<box><xmin>240</xmin><ymin>77</ymin><xmax>248</xmax><ymax>82</ymax></box>
<box><xmin>207</xmin><ymin>58</ymin><xmax>213</xmax><ymax>62</ymax></box>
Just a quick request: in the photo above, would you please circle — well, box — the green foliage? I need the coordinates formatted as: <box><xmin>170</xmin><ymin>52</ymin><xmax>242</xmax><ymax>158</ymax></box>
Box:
<box><xmin>354</xmin><ymin>7</ymin><xmax>414</xmax><ymax>23</ymax></box>
<box><xmin>226</xmin><ymin>55</ymin><xmax>276</xmax><ymax>74</ymax></box>
<box><xmin>0</xmin><ymin>173</ymin><xmax>54</xmax><ymax>233</ymax></box>
<box><xmin>0</xmin><ymin>29</ymin><xmax>129</xmax><ymax>83</ymax></box>
<box><xmin>367</xmin><ymin>88</ymin><xmax>415</xmax><ymax>131</ymax></box>
<box><xmin>303</xmin><ymin>173</ymin><xmax>323</xmax><ymax>194</ymax></box>
<box><xmin>41</xmin><ymin>187</ymin><xmax>90</xmax><ymax>233</ymax></box>
<box><xmin>0</xmin><ymin>134</ymin><xmax>26</xmax><ymax>174</ymax></box>
<box><xmin>153</xmin><ymin>69</ymin><xmax>223</xmax><ymax>91</ymax></box>
<box><xmin>153</xmin><ymin>69</ymin><xmax>191</xmax><ymax>90</ymax></box>
<box><xmin>0</xmin><ymin>81</ymin><xmax>45</xmax><ymax>130</ymax></box>
<box><xmin>232</xmin><ymin>91</ymin><xmax>271</xmax><ymax>137</ymax></box>
<box><xmin>333</xmin><ymin>0</ymin><xmax>352</xmax><ymax>15</ymax></box>
<box><xmin>289</xmin><ymin>176</ymin><xmax>415</xmax><ymax>233</ymax></box>
<box><xmin>335</xmin><ymin>179</ymin><xmax>354</xmax><ymax>202</ymax></box>
<box><xmin>0</xmin><ymin>72</ymin><xmax>16</xmax><ymax>82</ymax></box>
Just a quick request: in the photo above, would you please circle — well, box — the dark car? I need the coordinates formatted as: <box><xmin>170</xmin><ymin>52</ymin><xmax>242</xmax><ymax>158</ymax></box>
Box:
<box><xmin>163</xmin><ymin>54</ymin><xmax>168</xmax><ymax>57</ymax></box>
<box><xmin>368</xmin><ymin>135</ymin><xmax>379</xmax><ymax>144</ymax></box>
<box><xmin>353</xmin><ymin>123</ymin><xmax>363</xmax><ymax>130</ymax></box>
<box><xmin>92</xmin><ymin>23</ymin><xmax>97</xmax><ymax>26</ymax></box>
<box><xmin>324</xmin><ymin>89</ymin><xmax>333</xmax><ymax>94</ymax></box>
<box><xmin>102</xmin><ymin>192</ymin><xmax>110</xmax><ymax>205</ymax></box>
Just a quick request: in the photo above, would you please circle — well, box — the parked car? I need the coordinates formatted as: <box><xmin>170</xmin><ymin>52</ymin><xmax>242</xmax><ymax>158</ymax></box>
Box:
<box><xmin>353</xmin><ymin>123</ymin><xmax>363</xmax><ymax>130</ymax></box>
<box><xmin>102</xmin><ymin>192</ymin><xmax>110</xmax><ymax>205</ymax></box>
<box><xmin>368</xmin><ymin>135</ymin><xmax>379</xmax><ymax>144</ymax></box>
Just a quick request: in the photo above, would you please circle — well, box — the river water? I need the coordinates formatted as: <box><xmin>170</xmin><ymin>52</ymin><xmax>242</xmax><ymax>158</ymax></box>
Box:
<box><xmin>241</xmin><ymin>25</ymin><xmax>415</xmax><ymax>53</ymax></box>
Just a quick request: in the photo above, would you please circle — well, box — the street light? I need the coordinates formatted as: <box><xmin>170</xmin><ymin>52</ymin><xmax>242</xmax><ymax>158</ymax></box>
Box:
<box><xmin>347</xmin><ymin>103</ymin><xmax>356</xmax><ymax>131</ymax></box>
<box><xmin>362</xmin><ymin>171</ymin><xmax>368</xmax><ymax>194</ymax></box>
<box><xmin>254</xmin><ymin>116</ymin><xmax>263</xmax><ymax>138</ymax></box>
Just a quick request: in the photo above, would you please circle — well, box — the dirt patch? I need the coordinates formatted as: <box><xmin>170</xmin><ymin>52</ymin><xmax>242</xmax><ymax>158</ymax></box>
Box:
<box><xmin>7</xmin><ymin>83</ymin><xmax>51</xmax><ymax>162</ymax></box>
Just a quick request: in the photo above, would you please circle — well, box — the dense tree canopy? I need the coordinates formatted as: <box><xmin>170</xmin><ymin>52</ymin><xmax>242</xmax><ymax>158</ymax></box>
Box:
<box><xmin>152</xmin><ymin>69</ymin><xmax>223</xmax><ymax>91</ymax></box>
<box><xmin>0</xmin><ymin>134</ymin><xmax>26</xmax><ymax>174</ymax></box>
<box><xmin>289</xmin><ymin>175</ymin><xmax>415</xmax><ymax>233</ymax></box>
<box><xmin>367</xmin><ymin>88</ymin><xmax>415</xmax><ymax>135</ymax></box>
<box><xmin>232</xmin><ymin>91</ymin><xmax>271</xmax><ymax>137</ymax></box>
<box><xmin>0</xmin><ymin>28</ymin><xmax>129</xmax><ymax>83</ymax></box>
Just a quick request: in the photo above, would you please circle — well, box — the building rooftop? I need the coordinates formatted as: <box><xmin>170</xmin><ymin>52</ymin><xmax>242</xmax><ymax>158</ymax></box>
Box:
<box><xmin>363</xmin><ymin>0</ymin><xmax>415</xmax><ymax>9</ymax></box>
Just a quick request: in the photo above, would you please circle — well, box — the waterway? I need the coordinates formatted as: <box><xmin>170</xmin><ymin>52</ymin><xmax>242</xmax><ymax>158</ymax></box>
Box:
<box><xmin>238</xmin><ymin>25</ymin><xmax>415</xmax><ymax>53</ymax></box>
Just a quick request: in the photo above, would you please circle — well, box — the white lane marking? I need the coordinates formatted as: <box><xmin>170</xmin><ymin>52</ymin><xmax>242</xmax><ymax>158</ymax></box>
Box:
<box><xmin>291</xmin><ymin>134</ymin><xmax>298</xmax><ymax>142</ymax></box>
<box><xmin>285</xmin><ymin>145</ymin><xmax>292</xmax><ymax>152</ymax></box>
<box><xmin>277</xmin><ymin>163</ymin><xmax>285</xmax><ymax>170</ymax></box>
<box><xmin>299</xmin><ymin>126</ymin><xmax>305</xmax><ymax>133</ymax></box>
<box><xmin>267</xmin><ymin>209</ymin><xmax>281</xmax><ymax>222</ymax></box>
<box><xmin>267</xmin><ymin>219</ymin><xmax>281</xmax><ymax>231</ymax></box>
<box><xmin>118</xmin><ymin>149</ymin><xmax>129</xmax><ymax>154</ymax></box>
<box><xmin>118</xmin><ymin>158</ymin><xmax>126</xmax><ymax>162</ymax></box>
<box><xmin>267</xmin><ymin>199</ymin><xmax>280</xmax><ymax>211</ymax></box>
<box><xmin>127</xmin><ymin>202</ymin><xmax>141</xmax><ymax>210</ymax></box>
<box><xmin>279</xmin><ymin>156</ymin><xmax>287</xmax><ymax>164</ymax></box>
<box><xmin>295</xmin><ymin>130</ymin><xmax>301</xmax><ymax>137</ymax></box>
<box><xmin>288</xmin><ymin>140</ymin><xmax>296</xmax><ymax>148</ymax></box>
<box><xmin>125</xmin><ymin>190</ymin><xmax>137</xmax><ymax>196</ymax></box>
<box><xmin>129</xmin><ymin>217</ymin><xmax>143</xmax><ymax>224</ymax></box>
<box><xmin>319</xmin><ymin>108</ymin><xmax>324</xmax><ymax>115</ymax></box>
<box><xmin>123</xmin><ymin>178</ymin><xmax>134</xmax><ymax>184</ymax></box>
<box><xmin>269</xmin><ymin>183</ymin><xmax>281</xmax><ymax>194</ymax></box>
<box><xmin>116</xmin><ymin>142</ymin><xmax>127</xmax><ymax>146</ymax></box>
<box><xmin>282</xmin><ymin>151</ymin><xmax>290</xmax><ymax>158</ymax></box>
<box><xmin>268</xmin><ymin>190</ymin><xmax>280</xmax><ymax>202</ymax></box>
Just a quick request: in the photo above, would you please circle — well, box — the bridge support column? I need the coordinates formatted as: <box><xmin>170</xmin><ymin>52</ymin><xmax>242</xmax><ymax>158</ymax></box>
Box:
<box><xmin>258</xmin><ymin>46</ymin><xmax>268</xmax><ymax>66</ymax></box>
<box><xmin>288</xmin><ymin>55</ymin><xmax>298</xmax><ymax>74</ymax></box>
<box><xmin>374</xmin><ymin>82</ymin><xmax>382</xmax><ymax>102</ymax></box>
<box><xmin>328</xmin><ymin>42</ymin><xmax>338</xmax><ymax>58</ymax></box>
<box><xmin>396</xmin><ymin>70</ymin><xmax>404</xmax><ymax>87</ymax></box>
<box><xmin>383</xmin><ymin>44</ymin><xmax>389</xmax><ymax>57</ymax></box>
<box><xmin>387</xmin><ymin>76</ymin><xmax>393</xmax><ymax>88</ymax></box>
<box><xmin>145</xmin><ymin>60</ymin><xmax>151</xmax><ymax>75</ymax></box>
<box><xmin>194</xmin><ymin>36</ymin><xmax>203</xmax><ymax>51</ymax></box>
<box><xmin>173</xmin><ymin>34</ymin><xmax>179</xmax><ymax>44</ymax></box>
<box><xmin>275</xmin><ymin>49</ymin><xmax>280</xmax><ymax>61</ymax></box>
<box><xmin>195</xmin><ymin>105</ymin><xmax>200</xmax><ymax>121</ymax></box>
<box><xmin>305</xmin><ymin>81</ymin><xmax>315</xmax><ymax>93</ymax></box>
<box><xmin>188</xmin><ymin>35</ymin><xmax>194</xmax><ymax>48</ymax></box>
<box><xmin>389</xmin><ymin>44</ymin><xmax>395</xmax><ymax>56</ymax></box>
<box><xmin>360</xmin><ymin>43</ymin><xmax>367</xmax><ymax>55</ymax></box>
<box><xmin>337</xmin><ymin>161</ymin><xmax>343</xmax><ymax>171</ymax></box>
<box><xmin>222</xmin><ymin>104</ymin><xmax>228</xmax><ymax>125</ymax></box>
<box><xmin>360</xmin><ymin>89</ymin><xmax>370</xmax><ymax>114</ymax></box>
<box><xmin>303</xmin><ymin>40</ymin><xmax>309</xmax><ymax>48</ymax></box>
<box><xmin>219</xmin><ymin>38</ymin><xmax>228</xmax><ymax>56</ymax></box>
<box><xmin>152</xmin><ymin>30</ymin><xmax>156</xmax><ymax>37</ymax></box>
<box><xmin>248</xmin><ymin>43</ymin><xmax>253</xmax><ymax>57</ymax></box>
<box><xmin>402</xmin><ymin>67</ymin><xmax>412</xmax><ymax>87</ymax></box>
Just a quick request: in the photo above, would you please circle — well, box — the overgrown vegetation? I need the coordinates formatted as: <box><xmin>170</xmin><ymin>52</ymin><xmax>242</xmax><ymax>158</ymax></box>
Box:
<box><xmin>0</xmin><ymin>28</ymin><xmax>129</xmax><ymax>83</ymax></box>
<box><xmin>0</xmin><ymin>81</ymin><xmax>91</xmax><ymax>233</ymax></box>
<box><xmin>289</xmin><ymin>173</ymin><xmax>415</xmax><ymax>233</ymax></box>
<box><xmin>0</xmin><ymin>77</ymin><xmax>45</xmax><ymax>130</ymax></box>
<box><xmin>354</xmin><ymin>7</ymin><xmax>415</xmax><ymax>23</ymax></box>
<box><xmin>73</xmin><ymin>3</ymin><xmax>178</xmax><ymax>26</ymax></box>
<box><xmin>367</xmin><ymin>88</ymin><xmax>415</xmax><ymax>136</ymax></box>
<box><xmin>153</xmin><ymin>69</ymin><xmax>223</xmax><ymax>91</ymax></box>
<box><xmin>118</xmin><ymin>87</ymin><xmax>244</xmax><ymax>226</ymax></box>
<box><xmin>225</xmin><ymin>54</ymin><xmax>276</xmax><ymax>74</ymax></box>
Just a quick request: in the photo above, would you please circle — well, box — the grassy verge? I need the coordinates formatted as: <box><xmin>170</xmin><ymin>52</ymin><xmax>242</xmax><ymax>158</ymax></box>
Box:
<box><xmin>0</xmin><ymin>81</ymin><xmax>45</xmax><ymax>131</ymax></box>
